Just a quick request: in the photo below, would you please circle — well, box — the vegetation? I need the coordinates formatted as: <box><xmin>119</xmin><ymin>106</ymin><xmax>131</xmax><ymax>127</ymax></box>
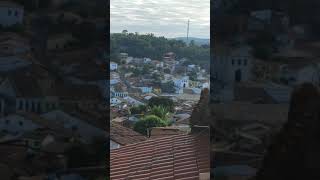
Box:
<box><xmin>133</xmin><ymin>115</ymin><xmax>168</xmax><ymax>136</ymax></box>
<box><xmin>149</xmin><ymin>106</ymin><xmax>170</xmax><ymax>121</ymax></box>
<box><xmin>130</xmin><ymin>105</ymin><xmax>148</xmax><ymax>115</ymax></box>
<box><xmin>148</xmin><ymin>97</ymin><xmax>175</xmax><ymax>112</ymax></box>
<box><xmin>110</xmin><ymin>31</ymin><xmax>210</xmax><ymax>68</ymax></box>
<box><xmin>160</xmin><ymin>81</ymin><xmax>175</xmax><ymax>93</ymax></box>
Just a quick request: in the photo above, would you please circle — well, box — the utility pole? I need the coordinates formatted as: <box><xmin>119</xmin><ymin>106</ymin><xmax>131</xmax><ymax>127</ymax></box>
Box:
<box><xmin>187</xmin><ymin>19</ymin><xmax>190</xmax><ymax>43</ymax></box>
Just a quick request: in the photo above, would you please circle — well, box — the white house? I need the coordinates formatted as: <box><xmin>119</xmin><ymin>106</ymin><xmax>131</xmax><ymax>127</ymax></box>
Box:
<box><xmin>112</xmin><ymin>91</ymin><xmax>128</xmax><ymax>98</ymax></box>
<box><xmin>202</xmin><ymin>82</ymin><xmax>210</xmax><ymax>89</ymax></box>
<box><xmin>110</xmin><ymin>62</ymin><xmax>118</xmax><ymax>71</ymax></box>
<box><xmin>139</xmin><ymin>86</ymin><xmax>153</xmax><ymax>94</ymax></box>
<box><xmin>174</xmin><ymin>76</ymin><xmax>189</xmax><ymax>88</ymax></box>
<box><xmin>0</xmin><ymin>2</ymin><xmax>24</xmax><ymax>27</ymax></box>
<box><xmin>110</xmin><ymin>97</ymin><xmax>122</xmax><ymax>105</ymax></box>
<box><xmin>125</xmin><ymin>56</ymin><xmax>133</xmax><ymax>64</ymax></box>
<box><xmin>188</xmin><ymin>64</ymin><xmax>196</xmax><ymax>70</ymax></box>
<box><xmin>110</xmin><ymin>79</ymin><xmax>119</xmax><ymax>85</ymax></box>
<box><xmin>123</xmin><ymin>96</ymin><xmax>144</xmax><ymax>106</ymax></box>
<box><xmin>212</xmin><ymin>45</ymin><xmax>252</xmax><ymax>85</ymax></box>
<box><xmin>119</xmin><ymin>53</ymin><xmax>128</xmax><ymax>60</ymax></box>
<box><xmin>0</xmin><ymin>114</ymin><xmax>39</xmax><ymax>134</ymax></box>
<box><xmin>143</xmin><ymin>57</ymin><xmax>152</xmax><ymax>64</ymax></box>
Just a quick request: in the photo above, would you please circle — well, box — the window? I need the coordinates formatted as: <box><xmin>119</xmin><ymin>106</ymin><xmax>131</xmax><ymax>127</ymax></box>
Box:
<box><xmin>25</xmin><ymin>101</ymin><xmax>29</xmax><ymax>110</ymax></box>
<box><xmin>244</xmin><ymin>59</ymin><xmax>247</xmax><ymax>66</ymax></box>
<box><xmin>31</xmin><ymin>101</ymin><xmax>35</xmax><ymax>112</ymax></box>
<box><xmin>8</xmin><ymin>10</ymin><xmax>12</xmax><ymax>16</ymax></box>
<box><xmin>19</xmin><ymin>121</ymin><xmax>23</xmax><ymax>126</ymax></box>
<box><xmin>5</xmin><ymin>120</ymin><xmax>9</xmax><ymax>125</ymax></box>
<box><xmin>14</xmin><ymin>11</ymin><xmax>18</xmax><ymax>16</ymax></box>
<box><xmin>232</xmin><ymin>59</ymin><xmax>235</xmax><ymax>65</ymax></box>
<box><xmin>19</xmin><ymin>100</ymin><xmax>23</xmax><ymax>110</ymax></box>
<box><xmin>238</xmin><ymin>59</ymin><xmax>241</xmax><ymax>65</ymax></box>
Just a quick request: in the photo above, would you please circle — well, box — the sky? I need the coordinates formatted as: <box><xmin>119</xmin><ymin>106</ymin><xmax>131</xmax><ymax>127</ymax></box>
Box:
<box><xmin>110</xmin><ymin>0</ymin><xmax>210</xmax><ymax>39</ymax></box>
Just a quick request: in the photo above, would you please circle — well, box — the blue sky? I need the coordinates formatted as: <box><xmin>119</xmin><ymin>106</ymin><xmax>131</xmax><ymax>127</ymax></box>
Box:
<box><xmin>110</xmin><ymin>0</ymin><xmax>210</xmax><ymax>38</ymax></box>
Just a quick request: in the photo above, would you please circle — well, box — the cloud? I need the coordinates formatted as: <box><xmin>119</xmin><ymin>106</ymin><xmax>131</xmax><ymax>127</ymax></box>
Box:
<box><xmin>110</xmin><ymin>0</ymin><xmax>210</xmax><ymax>38</ymax></box>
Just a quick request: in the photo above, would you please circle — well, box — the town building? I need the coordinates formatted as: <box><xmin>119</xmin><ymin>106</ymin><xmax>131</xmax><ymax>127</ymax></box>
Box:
<box><xmin>110</xmin><ymin>61</ymin><xmax>118</xmax><ymax>71</ymax></box>
<box><xmin>0</xmin><ymin>1</ymin><xmax>24</xmax><ymax>27</ymax></box>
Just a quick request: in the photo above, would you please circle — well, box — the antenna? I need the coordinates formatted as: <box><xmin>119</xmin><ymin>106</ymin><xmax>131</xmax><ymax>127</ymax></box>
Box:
<box><xmin>187</xmin><ymin>19</ymin><xmax>190</xmax><ymax>43</ymax></box>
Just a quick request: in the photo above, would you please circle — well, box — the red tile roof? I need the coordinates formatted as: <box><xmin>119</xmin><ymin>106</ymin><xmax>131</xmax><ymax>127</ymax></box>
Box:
<box><xmin>110</xmin><ymin>133</ymin><xmax>210</xmax><ymax>180</ymax></box>
<box><xmin>110</xmin><ymin>123</ymin><xmax>147</xmax><ymax>146</ymax></box>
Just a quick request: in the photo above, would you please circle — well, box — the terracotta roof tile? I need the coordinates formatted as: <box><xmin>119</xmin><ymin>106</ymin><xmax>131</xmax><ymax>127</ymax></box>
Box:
<box><xmin>110</xmin><ymin>123</ymin><xmax>147</xmax><ymax>146</ymax></box>
<box><xmin>110</xmin><ymin>133</ymin><xmax>210</xmax><ymax>180</ymax></box>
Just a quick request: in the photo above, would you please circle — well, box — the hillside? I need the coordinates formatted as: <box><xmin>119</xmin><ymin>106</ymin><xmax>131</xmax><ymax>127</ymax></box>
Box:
<box><xmin>110</xmin><ymin>32</ymin><xmax>210</xmax><ymax>68</ymax></box>
<box><xmin>174</xmin><ymin>37</ymin><xmax>210</xmax><ymax>46</ymax></box>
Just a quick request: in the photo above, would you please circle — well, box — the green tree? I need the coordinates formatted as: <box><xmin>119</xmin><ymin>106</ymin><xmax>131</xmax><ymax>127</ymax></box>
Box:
<box><xmin>188</xmin><ymin>71</ymin><xmax>198</xmax><ymax>81</ymax></box>
<box><xmin>160</xmin><ymin>81</ymin><xmax>175</xmax><ymax>93</ymax></box>
<box><xmin>133</xmin><ymin>115</ymin><xmax>168</xmax><ymax>136</ymax></box>
<box><xmin>110</xmin><ymin>32</ymin><xmax>209</xmax><ymax>67</ymax></box>
<box><xmin>148</xmin><ymin>97</ymin><xmax>175</xmax><ymax>112</ymax></box>
<box><xmin>130</xmin><ymin>105</ymin><xmax>147</xmax><ymax>115</ymax></box>
<box><xmin>149</xmin><ymin>106</ymin><xmax>170</xmax><ymax>121</ymax></box>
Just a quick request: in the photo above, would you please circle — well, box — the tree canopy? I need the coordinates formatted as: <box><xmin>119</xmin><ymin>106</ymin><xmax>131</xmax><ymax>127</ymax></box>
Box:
<box><xmin>110</xmin><ymin>32</ymin><xmax>210</xmax><ymax>68</ymax></box>
<box><xmin>149</xmin><ymin>106</ymin><xmax>170</xmax><ymax>121</ymax></box>
<box><xmin>134</xmin><ymin>115</ymin><xmax>168</xmax><ymax>136</ymax></box>
<box><xmin>148</xmin><ymin>97</ymin><xmax>175</xmax><ymax>112</ymax></box>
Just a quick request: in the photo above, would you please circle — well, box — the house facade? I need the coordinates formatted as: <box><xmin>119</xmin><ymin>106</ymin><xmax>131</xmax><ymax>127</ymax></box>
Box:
<box><xmin>139</xmin><ymin>86</ymin><xmax>153</xmax><ymax>93</ymax></box>
<box><xmin>213</xmin><ymin>45</ymin><xmax>252</xmax><ymax>85</ymax></box>
<box><xmin>174</xmin><ymin>76</ymin><xmax>189</xmax><ymax>88</ymax></box>
<box><xmin>0</xmin><ymin>2</ymin><xmax>24</xmax><ymax>27</ymax></box>
<box><xmin>110</xmin><ymin>62</ymin><xmax>118</xmax><ymax>71</ymax></box>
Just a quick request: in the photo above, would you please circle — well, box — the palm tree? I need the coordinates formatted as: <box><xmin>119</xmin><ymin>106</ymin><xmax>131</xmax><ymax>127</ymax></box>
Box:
<box><xmin>149</xmin><ymin>106</ymin><xmax>170</xmax><ymax>121</ymax></box>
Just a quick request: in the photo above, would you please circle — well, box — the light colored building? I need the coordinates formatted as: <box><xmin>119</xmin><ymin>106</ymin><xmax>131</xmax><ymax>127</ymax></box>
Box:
<box><xmin>110</xmin><ymin>97</ymin><xmax>122</xmax><ymax>106</ymax></box>
<box><xmin>0</xmin><ymin>2</ymin><xmax>24</xmax><ymax>27</ymax></box>
<box><xmin>110</xmin><ymin>62</ymin><xmax>118</xmax><ymax>71</ymax></box>
<box><xmin>174</xmin><ymin>76</ymin><xmax>189</xmax><ymax>88</ymax></box>
<box><xmin>139</xmin><ymin>86</ymin><xmax>153</xmax><ymax>94</ymax></box>
<box><xmin>143</xmin><ymin>57</ymin><xmax>152</xmax><ymax>63</ymax></box>
<box><xmin>112</xmin><ymin>91</ymin><xmax>128</xmax><ymax>98</ymax></box>
<box><xmin>0</xmin><ymin>114</ymin><xmax>39</xmax><ymax>134</ymax></box>
<box><xmin>212</xmin><ymin>45</ymin><xmax>252</xmax><ymax>85</ymax></box>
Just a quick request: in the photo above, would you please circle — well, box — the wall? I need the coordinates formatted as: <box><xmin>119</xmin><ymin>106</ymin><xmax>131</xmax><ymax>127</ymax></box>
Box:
<box><xmin>0</xmin><ymin>6</ymin><xmax>23</xmax><ymax>27</ymax></box>
<box><xmin>0</xmin><ymin>115</ymin><xmax>39</xmax><ymax>134</ymax></box>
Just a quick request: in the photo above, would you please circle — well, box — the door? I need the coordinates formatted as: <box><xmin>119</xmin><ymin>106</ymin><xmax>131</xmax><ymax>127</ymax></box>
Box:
<box><xmin>235</xmin><ymin>69</ymin><xmax>242</xmax><ymax>82</ymax></box>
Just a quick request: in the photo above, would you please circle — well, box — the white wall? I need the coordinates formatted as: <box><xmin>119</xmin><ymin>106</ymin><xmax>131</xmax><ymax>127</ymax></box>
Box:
<box><xmin>0</xmin><ymin>115</ymin><xmax>39</xmax><ymax>134</ymax></box>
<box><xmin>0</xmin><ymin>5</ymin><xmax>23</xmax><ymax>27</ymax></box>
<box><xmin>110</xmin><ymin>140</ymin><xmax>120</xmax><ymax>150</ymax></box>
<box><xmin>213</xmin><ymin>46</ymin><xmax>252</xmax><ymax>85</ymax></box>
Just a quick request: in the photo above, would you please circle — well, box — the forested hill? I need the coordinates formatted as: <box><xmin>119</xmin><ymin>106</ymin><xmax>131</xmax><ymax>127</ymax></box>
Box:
<box><xmin>110</xmin><ymin>32</ymin><xmax>210</xmax><ymax>68</ymax></box>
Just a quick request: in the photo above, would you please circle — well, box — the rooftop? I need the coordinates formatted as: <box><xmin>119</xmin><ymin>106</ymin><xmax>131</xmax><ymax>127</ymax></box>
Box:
<box><xmin>110</xmin><ymin>123</ymin><xmax>147</xmax><ymax>146</ymax></box>
<box><xmin>110</xmin><ymin>133</ymin><xmax>210</xmax><ymax>180</ymax></box>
